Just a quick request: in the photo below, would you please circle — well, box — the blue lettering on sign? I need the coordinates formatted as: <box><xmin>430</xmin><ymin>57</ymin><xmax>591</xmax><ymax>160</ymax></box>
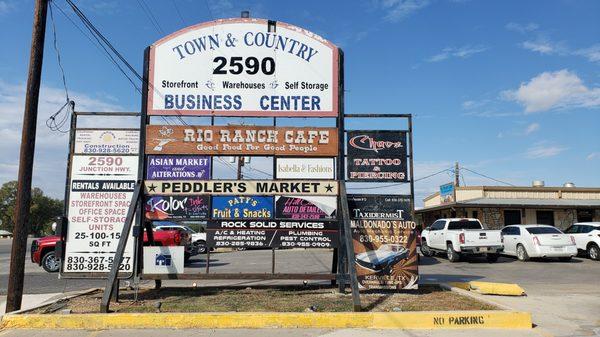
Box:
<box><xmin>164</xmin><ymin>94</ymin><xmax>242</xmax><ymax>110</ymax></box>
<box><xmin>260</xmin><ymin>96</ymin><xmax>321</xmax><ymax>111</ymax></box>
<box><xmin>171</xmin><ymin>30</ymin><xmax>319</xmax><ymax>63</ymax></box>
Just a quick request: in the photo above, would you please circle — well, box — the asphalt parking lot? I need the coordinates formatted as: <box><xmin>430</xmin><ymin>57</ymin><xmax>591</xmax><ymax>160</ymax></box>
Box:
<box><xmin>1</xmin><ymin>239</ymin><xmax>599</xmax><ymax>336</ymax></box>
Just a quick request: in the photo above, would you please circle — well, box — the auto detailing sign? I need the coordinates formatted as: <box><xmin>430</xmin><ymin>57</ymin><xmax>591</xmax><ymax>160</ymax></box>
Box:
<box><xmin>145</xmin><ymin>180</ymin><xmax>338</xmax><ymax>196</ymax></box>
<box><xmin>148</xmin><ymin>18</ymin><xmax>338</xmax><ymax>117</ymax></box>
<box><xmin>212</xmin><ymin>196</ymin><xmax>273</xmax><ymax>219</ymax></box>
<box><xmin>146</xmin><ymin>125</ymin><xmax>338</xmax><ymax>156</ymax></box>
<box><xmin>146</xmin><ymin>155</ymin><xmax>210</xmax><ymax>180</ymax></box>
<box><xmin>275</xmin><ymin>158</ymin><xmax>335</xmax><ymax>179</ymax></box>
<box><xmin>348</xmin><ymin>194</ymin><xmax>418</xmax><ymax>290</ymax></box>
<box><xmin>347</xmin><ymin>131</ymin><xmax>407</xmax><ymax>182</ymax></box>
<box><xmin>144</xmin><ymin>195</ymin><xmax>209</xmax><ymax>220</ymax></box>
<box><xmin>64</xmin><ymin>152</ymin><xmax>138</xmax><ymax>275</ymax></box>
<box><xmin>275</xmin><ymin>196</ymin><xmax>337</xmax><ymax>220</ymax></box>
<box><xmin>207</xmin><ymin>220</ymin><xmax>338</xmax><ymax>248</ymax></box>
<box><xmin>74</xmin><ymin>129</ymin><xmax>139</xmax><ymax>155</ymax></box>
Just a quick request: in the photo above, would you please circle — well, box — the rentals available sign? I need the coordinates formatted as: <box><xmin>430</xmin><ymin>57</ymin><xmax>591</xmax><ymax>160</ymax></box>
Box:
<box><xmin>148</xmin><ymin>18</ymin><xmax>338</xmax><ymax>116</ymax></box>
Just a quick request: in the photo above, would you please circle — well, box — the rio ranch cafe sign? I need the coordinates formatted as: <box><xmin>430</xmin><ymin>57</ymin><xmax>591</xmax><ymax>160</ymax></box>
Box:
<box><xmin>347</xmin><ymin>194</ymin><xmax>418</xmax><ymax>290</ymax></box>
<box><xmin>148</xmin><ymin>18</ymin><xmax>338</xmax><ymax>117</ymax></box>
<box><xmin>146</xmin><ymin>125</ymin><xmax>337</xmax><ymax>156</ymax></box>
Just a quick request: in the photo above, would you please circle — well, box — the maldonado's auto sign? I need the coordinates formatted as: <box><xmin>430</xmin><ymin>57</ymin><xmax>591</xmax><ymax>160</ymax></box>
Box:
<box><xmin>148</xmin><ymin>18</ymin><xmax>338</xmax><ymax>116</ymax></box>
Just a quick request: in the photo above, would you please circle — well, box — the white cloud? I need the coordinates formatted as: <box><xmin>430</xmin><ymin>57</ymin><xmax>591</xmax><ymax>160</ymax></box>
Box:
<box><xmin>375</xmin><ymin>0</ymin><xmax>431</xmax><ymax>22</ymax></box>
<box><xmin>574</xmin><ymin>44</ymin><xmax>600</xmax><ymax>63</ymax></box>
<box><xmin>502</xmin><ymin>69</ymin><xmax>600</xmax><ymax>113</ymax></box>
<box><xmin>525</xmin><ymin>142</ymin><xmax>567</xmax><ymax>159</ymax></box>
<box><xmin>587</xmin><ymin>152</ymin><xmax>600</xmax><ymax>160</ymax></box>
<box><xmin>506</xmin><ymin>22</ymin><xmax>539</xmax><ymax>33</ymax></box>
<box><xmin>0</xmin><ymin>80</ymin><xmax>130</xmax><ymax>198</ymax></box>
<box><xmin>524</xmin><ymin>122</ymin><xmax>540</xmax><ymax>135</ymax></box>
<box><xmin>426</xmin><ymin>45</ymin><xmax>488</xmax><ymax>63</ymax></box>
<box><xmin>521</xmin><ymin>38</ymin><xmax>567</xmax><ymax>55</ymax></box>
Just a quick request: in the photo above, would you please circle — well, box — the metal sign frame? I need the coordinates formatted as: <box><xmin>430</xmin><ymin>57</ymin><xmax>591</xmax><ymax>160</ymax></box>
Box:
<box><xmin>101</xmin><ymin>43</ymin><xmax>362</xmax><ymax>312</ymax></box>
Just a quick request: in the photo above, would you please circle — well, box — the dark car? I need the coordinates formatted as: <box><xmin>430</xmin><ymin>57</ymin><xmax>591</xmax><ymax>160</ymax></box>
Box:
<box><xmin>355</xmin><ymin>244</ymin><xmax>409</xmax><ymax>272</ymax></box>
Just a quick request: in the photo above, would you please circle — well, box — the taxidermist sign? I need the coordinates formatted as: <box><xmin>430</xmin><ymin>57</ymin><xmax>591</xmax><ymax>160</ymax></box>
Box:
<box><xmin>148</xmin><ymin>18</ymin><xmax>339</xmax><ymax>117</ymax></box>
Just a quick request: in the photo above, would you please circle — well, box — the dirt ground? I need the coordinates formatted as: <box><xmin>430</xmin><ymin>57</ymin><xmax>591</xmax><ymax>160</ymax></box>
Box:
<box><xmin>31</xmin><ymin>285</ymin><xmax>497</xmax><ymax>314</ymax></box>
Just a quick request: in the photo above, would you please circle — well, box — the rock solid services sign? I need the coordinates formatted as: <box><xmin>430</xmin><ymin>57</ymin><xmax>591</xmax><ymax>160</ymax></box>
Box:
<box><xmin>148</xmin><ymin>18</ymin><xmax>339</xmax><ymax>117</ymax></box>
<box><xmin>146</xmin><ymin>155</ymin><xmax>210</xmax><ymax>180</ymax></box>
<box><xmin>212</xmin><ymin>196</ymin><xmax>273</xmax><ymax>219</ymax></box>
<box><xmin>347</xmin><ymin>131</ymin><xmax>408</xmax><ymax>182</ymax></box>
<box><xmin>146</xmin><ymin>125</ymin><xmax>338</xmax><ymax>157</ymax></box>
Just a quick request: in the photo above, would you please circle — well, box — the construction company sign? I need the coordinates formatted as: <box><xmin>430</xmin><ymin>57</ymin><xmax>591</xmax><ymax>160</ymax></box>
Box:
<box><xmin>146</xmin><ymin>125</ymin><xmax>338</xmax><ymax>156</ymax></box>
<box><xmin>74</xmin><ymin>129</ymin><xmax>139</xmax><ymax>155</ymax></box>
<box><xmin>148</xmin><ymin>18</ymin><xmax>339</xmax><ymax>117</ymax></box>
<box><xmin>347</xmin><ymin>131</ymin><xmax>408</xmax><ymax>182</ymax></box>
<box><xmin>63</xmin><ymin>140</ymin><xmax>139</xmax><ymax>276</ymax></box>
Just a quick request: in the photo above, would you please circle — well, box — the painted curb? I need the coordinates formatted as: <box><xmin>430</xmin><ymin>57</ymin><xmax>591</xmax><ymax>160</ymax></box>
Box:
<box><xmin>1</xmin><ymin>311</ymin><xmax>532</xmax><ymax>330</ymax></box>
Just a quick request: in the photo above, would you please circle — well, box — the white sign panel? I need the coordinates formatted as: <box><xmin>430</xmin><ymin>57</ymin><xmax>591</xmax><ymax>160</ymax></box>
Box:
<box><xmin>149</xmin><ymin>18</ymin><xmax>339</xmax><ymax>117</ymax></box>
<box><xmin>143</xmin><ymin>246</ymin><xmax>185</xmax><ymax>274</ymax></box>
<box><xmin>63</xmin><ymin>154</ymin><xmax>138</xmax><ymax>275</ymax></box>
<box><xmin>74</xmin><ymin>129</ymin><xmax>139</xmax><ymax>154</ymax></box>
<box><xmin>275</xmin><ymin>157</ymin><xmax>335</xmax><ymax>179</ymax></box>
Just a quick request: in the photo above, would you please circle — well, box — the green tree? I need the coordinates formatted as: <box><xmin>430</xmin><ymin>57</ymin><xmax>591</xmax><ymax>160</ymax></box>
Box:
<box><xmin>0</xmin><ymin>181</ymin><xmax>63</xmax><ymax>236</ymax></box>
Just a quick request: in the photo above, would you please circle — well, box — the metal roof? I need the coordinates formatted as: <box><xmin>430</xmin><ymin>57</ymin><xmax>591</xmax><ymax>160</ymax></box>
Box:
<box><xmin>416</xmin><ymin>197</ymin><xmax>600</xmax><ymax>213</ymax></box>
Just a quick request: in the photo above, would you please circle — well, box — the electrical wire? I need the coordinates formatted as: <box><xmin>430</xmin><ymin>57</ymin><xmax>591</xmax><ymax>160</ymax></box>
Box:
<box><xmin>135</xmin><ymin>0</ymin><xmax>165</xmax><ymax>35</ymax></box>
<box><xmin>170</xmin><ymin>0</ymin><xmax>187</xmax><ymax>26</ymax></box>
<box><xmin>460</xmin><ymin>167</ymin><xmax>515</xmax><ymax>186</ymax></box>
<box><xmin>348</xmin><ymin>167</ymin><xmax>453</xmax><ymax>190</ymax></box>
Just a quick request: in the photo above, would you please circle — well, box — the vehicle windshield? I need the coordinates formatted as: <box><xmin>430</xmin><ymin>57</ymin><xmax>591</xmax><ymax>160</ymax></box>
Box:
<box><xmin>448</xmin><ymin>220</ymin><xmax>482</xmax><ymax>230</ymax></box>
<box><xmin>526</xmin><ymin>227</ymin><xmax>562</xmax><ymax>234</ymax></box>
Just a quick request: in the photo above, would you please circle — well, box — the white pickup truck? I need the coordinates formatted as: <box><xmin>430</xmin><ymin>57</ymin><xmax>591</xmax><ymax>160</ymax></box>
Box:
<box><xmin>420</xmin><ymin>218</ymin><xmax>503</xmax><ymax>262</ymax></box>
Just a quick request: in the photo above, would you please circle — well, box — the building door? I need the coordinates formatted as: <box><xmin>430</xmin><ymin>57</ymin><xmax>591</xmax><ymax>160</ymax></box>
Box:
<box><xmin>504</xmin><ymin>210</ymin><xmax>521</xmax><ymax>226</ymax></box>
<box><xmin>536</xmin><ymin>210</ymin><xmax>555</xmax><ymax>226</ymax></box>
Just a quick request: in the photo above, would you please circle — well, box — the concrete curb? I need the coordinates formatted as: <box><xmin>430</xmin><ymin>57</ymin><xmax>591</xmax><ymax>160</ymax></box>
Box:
<box><xmin>0</xmin><ymin>311</ymin><xmax>532</xmax><ymax>330</ymax></box>
<box><xmin>439</xmin><ymin>283</ymin><xmax>516</xmax><ymax>311</ymax></box>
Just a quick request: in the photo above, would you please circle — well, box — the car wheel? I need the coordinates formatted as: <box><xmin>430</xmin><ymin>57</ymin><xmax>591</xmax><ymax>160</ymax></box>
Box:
<box><xmin>486</xmin><ymin>253</ymin><xmax>500</xmax><ymax>263</ymax></box>
<box><xmin>516</xmin><ymin>244</ymin><xmax>529</xmax><ymax>262</ymax></box>
<box><xmin>587</xmin><ymin>244</ymin><xmax>600</xmax><ymax>261</ymax></box>
<box><xmin>196</xmin><ymin>240</ymin><xmax>207</xmax><ymax>254</ymax></box>
<box><xmin>558</xmin><ymin>256</ymin><xmax>572</xmax><ymax>262</ymax></box>
<box><xmin>447</xmin><ymin>244</ymin><xmax>460</xmax><ymax>262</ymax></box>
<box><xmin>41</xmin><ymin>251</ymin><xmax>59</xmax><ymax>273</ymax></box>
<box><xmin>420</xmin><ymin>241</ymin><xmax>433</xmax><ymax>257</ymax></box>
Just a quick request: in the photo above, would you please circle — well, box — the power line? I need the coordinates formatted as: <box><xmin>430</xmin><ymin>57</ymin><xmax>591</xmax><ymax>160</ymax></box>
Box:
<box><xmin>135</xmin><ymin>0</ymin><xmax>165</xmax><ymax>35</ymax></box>
<box><xmin>460</xmin><ymin>167</ymin><xmax>516</xmax><ymax>187</ymax></box>
<box><xmin>170</xmin><ymin>0</ymin><xmax>187</xmax><ymax>26</ymax></box>
<box><xmin>46</xmin><ymin>2</ymin><xmax>71</xmax><ymax>133</ymax></box>
<box><xmin>348</xmin><ymin>167</ymin><xmax>453</xmax><ymax>190</ymax></box>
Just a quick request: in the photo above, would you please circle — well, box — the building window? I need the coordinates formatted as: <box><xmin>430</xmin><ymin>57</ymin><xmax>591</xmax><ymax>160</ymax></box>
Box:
<box><xmin>536</xmin><ymin>210</ymin><xmax>555</xmax><ymax>226</ymax></box>
<box><xmin>504</xmin><ymin>210</ymin><xmax>521</xmax><ymax>226</ymax></box>
<box><xmin>577</xmin><ymin>209</ymin><xmax>593</xmax><ymax>222</ymax></box>
<box><xmin>472</xmin><ymin>210</ymin><xmax>479</xmax><ymax>219</ymax></box>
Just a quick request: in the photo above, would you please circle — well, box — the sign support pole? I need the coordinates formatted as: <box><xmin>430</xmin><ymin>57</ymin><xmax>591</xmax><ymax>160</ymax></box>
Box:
<box><xmin>6</xmin><ymin>0</ymin><xmax>48</xmax><ymax>313</ymax></box>
<box><xmin>408</xmin><ymin>115</ymin><xmax>415</xmax><ymax>221</ymax></box>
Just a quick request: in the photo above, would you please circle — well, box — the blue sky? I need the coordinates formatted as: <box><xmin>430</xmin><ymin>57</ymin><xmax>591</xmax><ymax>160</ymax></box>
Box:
<box><xmin>0</xmin><ymin>0</ymin><xmax>599</xmax><ymax>206</ymax></box>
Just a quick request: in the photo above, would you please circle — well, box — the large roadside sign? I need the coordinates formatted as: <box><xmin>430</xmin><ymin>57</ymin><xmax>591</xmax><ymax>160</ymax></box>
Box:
<box><xmin>346</xmin><ymin>131</ymin><xmax>408</xmax><ymax>182</ymax></box>
<box><xmin>148</xmin><ymin>18</ymin><xmax>339</xmax><ymax>117</ymax></box>
<box><xmin>63</xmin><ymin>129</ymin><xmax>140</xmax><ymax>276</ymax></box>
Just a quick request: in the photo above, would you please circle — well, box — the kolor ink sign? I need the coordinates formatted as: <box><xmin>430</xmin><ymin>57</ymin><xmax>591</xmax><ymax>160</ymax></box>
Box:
<box><xmin>146</xmin><ymin>155</ymin><xmax>210</xmax><ymax>180</ymax></box>
<box><xmin>145</xmin><ymin>195</ymin><xmax>209</xmax><ymax>220</ymax></box>
<box><xmin>275</xmin><ymin>196</ymin><xmax>337</xmax><ymax>220</ymax></box>
<box><xmin>212</xmin><ymin>196</ymin><xmax>273</xmax><ymax>219</ymax></box>
<box><xmin>148</xmin><ymin>18</ymin><xmax>339</xmax><ymax>117</ymax></box>
<box><xmin>348</xmin><ymin>194</ymin><xmax>418</xmax><ymax>290</ymax></box>
<box><xmin>207</xmin><ymin>220</ymin><xmax>338</xmax><ymax>249</ymax></box>
<box><xmin>346</xmin><ymin>131</ymin><xmax>407</xmax><ymax>182</ymax></box>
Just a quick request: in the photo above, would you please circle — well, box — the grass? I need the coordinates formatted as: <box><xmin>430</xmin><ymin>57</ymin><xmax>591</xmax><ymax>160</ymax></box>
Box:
<box><xmin>30</xmin><ymin>284</ymin><xmax>497</xmax><ymax>314</ymax></box>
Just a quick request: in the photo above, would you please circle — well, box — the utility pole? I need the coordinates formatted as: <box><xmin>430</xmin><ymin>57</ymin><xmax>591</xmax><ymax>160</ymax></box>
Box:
<box><xmin>236</xmin><ymin>157</ymin><xmax>244</xmax><ymax>180</ymax></box>
<box><xmin>6</xmin><ymin>0</ymin><xmax>48</xmax><ymax>313</ymax></box>
<box><xmin>454</xmin><ymin>162</ymin><xmax>460</xmax><ymax>187</ymax></box>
